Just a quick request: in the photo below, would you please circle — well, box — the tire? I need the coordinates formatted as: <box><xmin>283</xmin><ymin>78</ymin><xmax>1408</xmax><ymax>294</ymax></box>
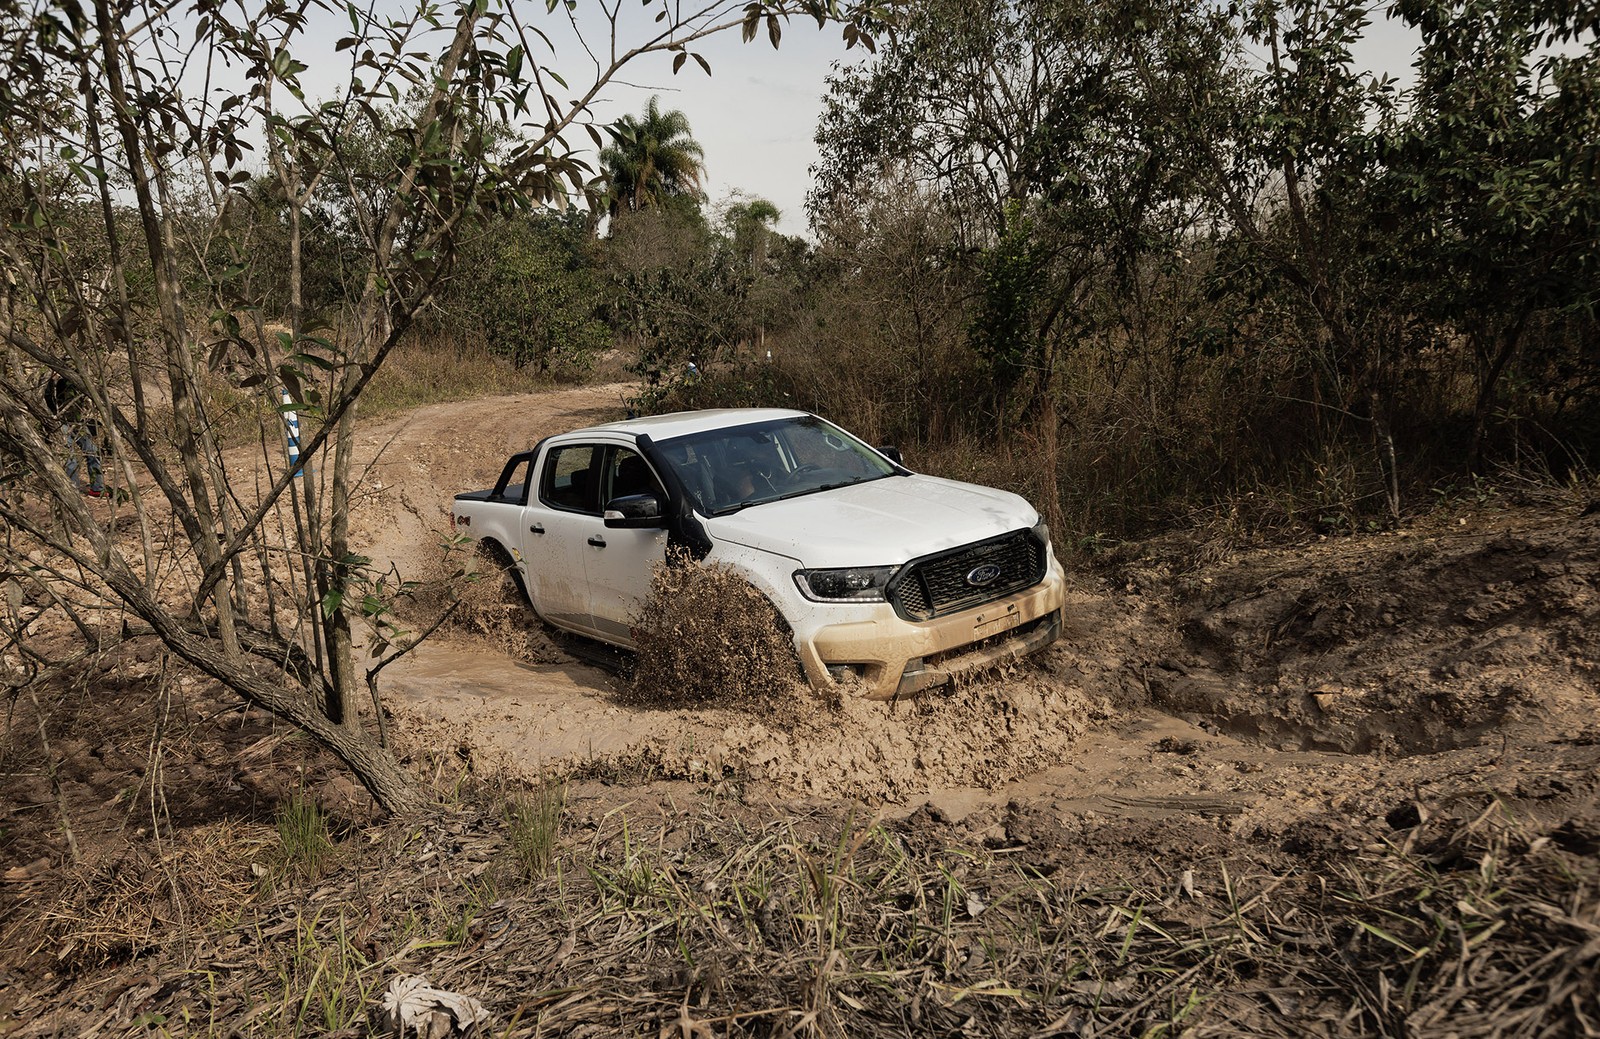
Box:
<box><xmin>476</xmin><ymin>539</ymin><xmax>531</xmax><ymax>607</ymax></box>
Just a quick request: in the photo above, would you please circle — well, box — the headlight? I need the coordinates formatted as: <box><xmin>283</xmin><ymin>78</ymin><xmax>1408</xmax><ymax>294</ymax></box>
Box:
<box><xmin>1032</xmin><ymin>518</ymin><xmax>1051</xmax><ymax>548</ymax></box>
<box><xmin>794</xmin><ymin>565</ymin><xmax>899</xmax><ymax>602</ymax></box>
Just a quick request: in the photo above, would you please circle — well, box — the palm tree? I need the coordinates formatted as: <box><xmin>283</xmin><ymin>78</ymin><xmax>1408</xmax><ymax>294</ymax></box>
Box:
<box><xmin>599</xmin><ymin>96</ymin><xmax>707</xmax><ymax>217</ymax></box>
<box><xmin>723</xmin><ymin>197</ymin><xmax>781</xmax><ymax>269</ymax></box>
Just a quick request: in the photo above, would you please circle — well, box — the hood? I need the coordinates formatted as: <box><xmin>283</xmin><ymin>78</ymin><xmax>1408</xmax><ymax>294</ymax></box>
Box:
<box><xmin>704</xmin><ymin>474</ymin><xmax>1038</xmax><ymax>568</ymax></box>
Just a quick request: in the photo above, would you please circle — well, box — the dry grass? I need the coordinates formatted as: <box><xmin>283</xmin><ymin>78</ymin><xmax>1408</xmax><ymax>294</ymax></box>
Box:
<box><xmin>628</xmin><ymin>551</ymin><xmax>804</xmax><ymax>706</ymax></box>
<box><xmin>9</xmin><ymin>792</ymin><xmax>1598</xmax><ymax>1037</ymax></box>
<box><xmin>20</xmin><ymin>820</ymin><xmax>269</xmax><ymax>969</ymax></box>
<box><xmin>362</xmin><ymin>334</ymin><xmax>552</xmax><ymax>416</ymax></box>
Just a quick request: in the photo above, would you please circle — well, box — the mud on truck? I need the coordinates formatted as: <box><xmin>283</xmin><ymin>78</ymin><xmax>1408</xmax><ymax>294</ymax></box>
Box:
<box><xmin>452</xmin><ymin>409</ymin><xmax>1065</xmax><ymax>698</ymax></box>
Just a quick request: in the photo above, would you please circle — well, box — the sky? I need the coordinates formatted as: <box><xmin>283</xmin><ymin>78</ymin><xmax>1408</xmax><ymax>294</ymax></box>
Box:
<box><xmin>580</xmin><ymin>6</ymin><xmax>1430</xmax><ymax>239</ymax></box>
<box><xmin>571</xmin><ymin>15</ymin><xmax>867</xmax><ymax>237</ymax></box>
<box><xmin>272</xmin><ymin>2</ymin><xmax>1432</xmax><ymax>240</ymax></box>
<box><xmin>270</xmin><ymin>4</ymin><xmax>860</xmax><ymax>237</ymax></box>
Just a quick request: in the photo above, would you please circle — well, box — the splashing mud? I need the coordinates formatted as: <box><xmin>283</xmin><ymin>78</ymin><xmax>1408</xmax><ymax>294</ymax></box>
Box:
<box><xmin>384</xmin><ymin>640</ymin><xmax>1106</xmax><ymax>801</ymax></box>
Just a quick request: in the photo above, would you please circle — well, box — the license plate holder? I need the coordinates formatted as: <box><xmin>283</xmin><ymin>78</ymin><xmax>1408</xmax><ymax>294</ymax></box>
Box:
<box><xmin>973</xmin><ymin>605</ymin><xmax>1022</xmax><ymax>639</ymax></box>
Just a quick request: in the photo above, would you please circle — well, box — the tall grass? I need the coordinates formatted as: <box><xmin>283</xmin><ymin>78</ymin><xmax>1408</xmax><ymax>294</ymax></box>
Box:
<box><xmin>362</xmin><ymin>333</ymin><xmax>553</xmax><ymax>416</ymax></box>
<box><xmin>274</xmin><ymin>793</ymin><xmax>335</xmax><ymax>882</ymax></box>
<box><xmin>505</xmin><ymin>776</ymin><xmax>565</xmax><ymax>879</ymax></box>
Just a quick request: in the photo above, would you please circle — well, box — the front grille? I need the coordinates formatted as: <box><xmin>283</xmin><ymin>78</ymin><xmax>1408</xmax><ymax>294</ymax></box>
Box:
<box><xmin>889</xmin><ymin>528</ymin><xmax>1046</xmax><ymax>621</ymax></box>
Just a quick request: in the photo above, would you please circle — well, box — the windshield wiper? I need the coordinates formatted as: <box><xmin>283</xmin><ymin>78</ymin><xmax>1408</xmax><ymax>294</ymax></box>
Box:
<box><xmin>766</xmin><ymin>473</ymin><xmax>887</xmax><ymax>504</ymax></box>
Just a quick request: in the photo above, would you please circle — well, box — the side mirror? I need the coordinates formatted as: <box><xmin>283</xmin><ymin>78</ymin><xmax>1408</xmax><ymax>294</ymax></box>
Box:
<box><xmin>603</xmin><ymin>492</ymin><xmax>665</xmax><ymax>529</ymax></box>
<box><xmin>878</xmin><ymin>445</ymin><xmax>904</xmax><ymax>466</ymax></box>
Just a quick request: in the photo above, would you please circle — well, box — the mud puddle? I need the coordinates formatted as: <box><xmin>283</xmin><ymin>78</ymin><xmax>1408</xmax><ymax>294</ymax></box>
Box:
<box><xmin>383</xmin><ymin>642</ymin><xmax>689</xmax><ymax>764</ymax></box>
<box><xmin>383</xmin><ymin>638</ymin><xmax>1118</xmax><ymax>802</ymax></box>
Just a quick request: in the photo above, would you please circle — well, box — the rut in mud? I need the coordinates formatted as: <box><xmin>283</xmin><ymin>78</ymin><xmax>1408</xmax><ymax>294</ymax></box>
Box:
<box><xmin>1135</xmin><ymin>508</ymin><xmax>1600</xmax><ymax>757</ymax></box>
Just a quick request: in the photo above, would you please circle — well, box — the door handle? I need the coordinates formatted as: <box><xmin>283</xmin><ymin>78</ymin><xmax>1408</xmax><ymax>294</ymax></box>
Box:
<box><xmin>529</xmin><ymin>523</ymin><xmax>544</xmax><ymax>534</ymax></box>
<box><xmin>587</xmin><ymin>535</ymin><xmax>606</xmax><ymax>548</ymax></box>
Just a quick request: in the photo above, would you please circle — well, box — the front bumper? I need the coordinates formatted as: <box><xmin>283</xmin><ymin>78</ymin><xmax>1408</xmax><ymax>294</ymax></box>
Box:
<box><xmin>793</xmin><ymin>566</ymin><xmax>1066</xmax><ymax>699</ymax></box>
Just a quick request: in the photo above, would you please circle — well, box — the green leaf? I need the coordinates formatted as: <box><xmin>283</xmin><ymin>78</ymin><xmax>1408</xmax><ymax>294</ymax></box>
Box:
<box><xmin>289</xmin><ymin>352</ymin><xmax>337</xmax><ymax>372</ymax></box>
<box><xmin>1355</xmin><ymin>920</ymin><xmax>1422</xmax><ymax>958</ymax></box>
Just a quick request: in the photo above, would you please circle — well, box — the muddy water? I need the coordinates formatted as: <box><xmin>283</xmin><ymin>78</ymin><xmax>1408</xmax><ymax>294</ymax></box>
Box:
<box><xmin>383</xmin><ymin>635</ymin><xmax>1393</xmax><ymax>844</ymax></box>
<box><xmin>384</xmin><ymin>641</ymin><xmax>719</xmax><ymax>765</ymax></box>
<box><xmin>382</xmin><ymin>637</ymin><xmax>1139</xmax><ymax>806</ymax></box>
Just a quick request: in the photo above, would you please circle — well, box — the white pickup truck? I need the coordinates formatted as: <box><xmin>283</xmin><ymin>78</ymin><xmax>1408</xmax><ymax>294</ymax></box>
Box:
<box><xmin>451</xmin><ymin>408</ymin><xmax>1065</xmax><ymax>698</ymax></box>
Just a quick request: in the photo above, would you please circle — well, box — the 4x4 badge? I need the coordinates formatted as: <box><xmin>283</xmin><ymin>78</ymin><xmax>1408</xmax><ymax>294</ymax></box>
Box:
<box><xmin>965</xmin><ymin>563</ymin><xmax>1003</xmax><ymax>587</ymax></box>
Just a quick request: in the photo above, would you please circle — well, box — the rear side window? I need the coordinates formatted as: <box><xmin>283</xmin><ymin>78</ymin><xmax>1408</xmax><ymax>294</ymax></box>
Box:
<box><xmin>540</xmin><ymin>444</ymin><xmax>601</xmax><ymax>513</ymax></box>
<box><xmin>497</xmin><ymin>455</ymin><xmax>533</xmax><ymax>504</ymax></box>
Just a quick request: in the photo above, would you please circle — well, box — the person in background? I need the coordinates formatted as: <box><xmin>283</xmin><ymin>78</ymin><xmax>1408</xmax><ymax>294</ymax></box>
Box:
<box><xmin>45</xmin><ymin>372</ymin><xmax>104</xmax><ymax>498</ymax></box>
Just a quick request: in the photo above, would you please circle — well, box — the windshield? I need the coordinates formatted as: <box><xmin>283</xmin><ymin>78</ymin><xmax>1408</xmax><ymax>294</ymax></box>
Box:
<box><xmin>656</xmin><ymin>415</ymin><xmax>898</xmax><ymax>515</ymax></box>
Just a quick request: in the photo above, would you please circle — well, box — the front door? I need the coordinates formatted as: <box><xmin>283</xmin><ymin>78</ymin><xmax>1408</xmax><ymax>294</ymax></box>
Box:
<box><xmin>520</xmin><ymin>442</ymin><xmax>602</xmax><ymax>633</ymax></box>
<box><xmin>583</xmin><ymin>447</ymin><xmax>670</xmax><ymax>643</ymax></box>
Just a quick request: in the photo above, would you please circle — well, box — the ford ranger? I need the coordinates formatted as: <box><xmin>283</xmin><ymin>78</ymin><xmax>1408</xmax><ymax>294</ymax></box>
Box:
<box><xmin>451</xmin><ymin>409</ymin><xmax>1065</xmax><ymax>698</ymax></box>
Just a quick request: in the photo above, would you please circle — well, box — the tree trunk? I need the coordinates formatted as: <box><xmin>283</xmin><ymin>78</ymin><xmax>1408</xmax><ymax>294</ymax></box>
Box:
<box><xmin>93</xmin><ymin>0</ymin><xmax>241</xmax><ymax>658</ymax></box>
<box><xmin>1468</xmin><ymin>309</ymin><xmax>1532</xmax><ymax>474</ymax></box>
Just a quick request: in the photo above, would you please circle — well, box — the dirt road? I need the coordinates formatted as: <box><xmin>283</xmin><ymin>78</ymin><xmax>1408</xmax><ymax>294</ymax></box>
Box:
<box><xmin>348</xmin><ymin>385</ymin><xmax>1600</xmax><ymax>838</ymax></box>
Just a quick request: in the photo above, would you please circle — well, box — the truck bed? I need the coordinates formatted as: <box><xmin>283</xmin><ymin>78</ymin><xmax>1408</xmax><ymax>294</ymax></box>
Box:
<box><xmin>454</xmin><ymin>483</ymin><xmax>525</xmax><ymax>504</ymax></box>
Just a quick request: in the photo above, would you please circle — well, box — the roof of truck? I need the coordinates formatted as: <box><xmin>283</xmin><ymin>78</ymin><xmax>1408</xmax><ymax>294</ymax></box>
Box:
<box><xmin>573</xmin><ymin>408</ymin><xmax>810</xmax><ymax>442</ymax></box>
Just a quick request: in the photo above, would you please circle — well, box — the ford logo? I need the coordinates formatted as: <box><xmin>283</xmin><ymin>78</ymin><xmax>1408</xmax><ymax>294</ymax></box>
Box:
<box><xmin>965</xmin><ymin>563</ymin><xmax>1003</xmax><ymax>587</ymax></box>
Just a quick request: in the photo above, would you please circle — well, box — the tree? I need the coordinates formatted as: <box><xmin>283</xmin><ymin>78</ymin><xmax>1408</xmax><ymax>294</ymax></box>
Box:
<box><xmin>812</xmin><ymin>0</ymin><xmax>1236</xmax><ymax>533</ymax></box>
<box><xmin>722</xmin><ymin>196</ymin><xmax>782</xmax><ymax>269</ymax></box>
<box><xmin>0</xmin><ymin>0</ymin><xmax>885</xmax><ymax>816</ymax></box>
<box><xmin>460</xmin><ymin>210</ymin><xmax>611</xmax><ymax>374</ymax></box>
<box><xmin>1383</xmin><ymin>0</ymin><xmax>1600</xmax><ymax>469</ymax></box>
<box><xmin>1122</xmin><ymin>0</ymin><xmax>1412</xmax><ymax>517</ymax></box>
<box><xmin>600</xmin><ymin>96</ymin><xmax>708</xmax><ymax>217</ymax></box>
<box><xmin>605</xmin><ymin>202</ymin><xmax>751</xmax><ymax>394</ymax></box>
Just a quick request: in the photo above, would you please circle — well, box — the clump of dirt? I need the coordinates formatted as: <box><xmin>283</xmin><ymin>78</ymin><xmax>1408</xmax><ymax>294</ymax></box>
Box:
<box><xmin>1140</xmin><ymin>505</ymin><xmax>1600</xmax><ymax>755</ymax></box>
<box><xmin>628</xmin><ymin>552</ymin><xmax>804</xmax><ymax>706</ymax></box>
